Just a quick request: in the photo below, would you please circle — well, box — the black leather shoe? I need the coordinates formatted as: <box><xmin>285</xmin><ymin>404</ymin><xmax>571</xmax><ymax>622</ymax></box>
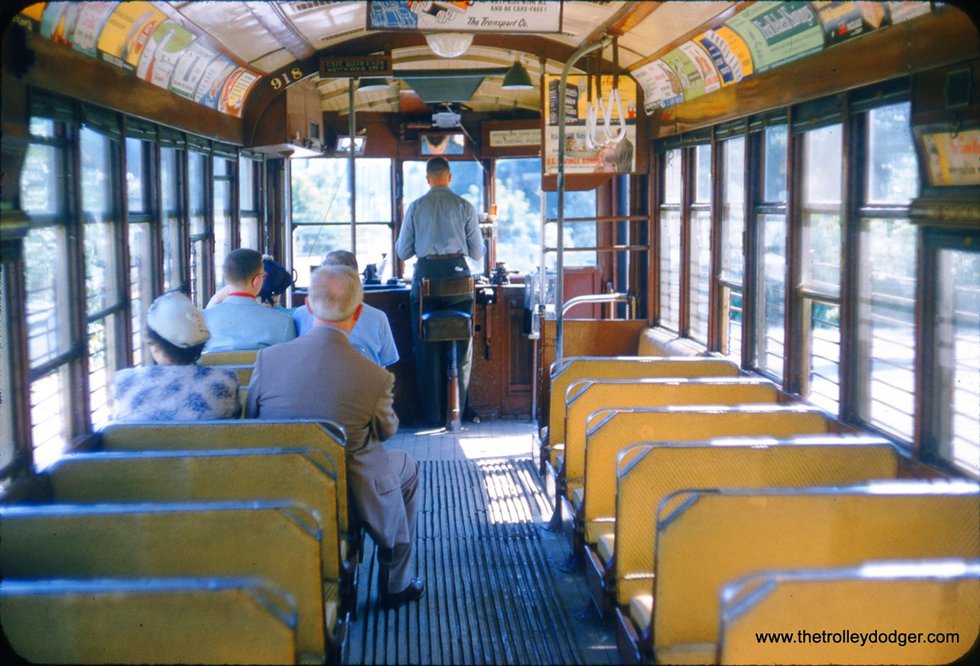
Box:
<box><xmin>379</xmin><ymin>577</ymin><xmax>425</xmax><ymax>610</ymax></box>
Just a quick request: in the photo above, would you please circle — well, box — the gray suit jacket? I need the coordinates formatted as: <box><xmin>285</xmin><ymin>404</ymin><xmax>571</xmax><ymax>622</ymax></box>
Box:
<box><xmin>245</xmin><ymin>325</ymin><xmax>408</xmax><ymax>547</ymax></box>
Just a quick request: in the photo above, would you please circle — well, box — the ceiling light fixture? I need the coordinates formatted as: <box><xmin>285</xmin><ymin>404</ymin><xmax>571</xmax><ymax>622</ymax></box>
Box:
<box><xmin>424</xmin><ymin>32</ymin><xmax>474</xmax><ymax>58</ymax></box>
<box><xmin>501</xmin><ymin>60</ymin><xmax>533</xmax><ymax>90</ymax></box>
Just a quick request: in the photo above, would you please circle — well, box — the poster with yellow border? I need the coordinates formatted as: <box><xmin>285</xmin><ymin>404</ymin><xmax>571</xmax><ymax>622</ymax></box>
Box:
<box><xmin>97</xmin><ymin>1</ymin><xmax>167</xmax><ymax>70</ymax></box>
<box><xmin>544</xmin><ymin>74</ymin><xmax>638</xmax><ymax>175</ymax></box>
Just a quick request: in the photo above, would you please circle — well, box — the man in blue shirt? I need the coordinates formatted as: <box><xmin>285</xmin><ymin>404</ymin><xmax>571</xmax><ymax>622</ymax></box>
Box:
<box><xmin>396</xmin><ymin>157</ymin><xmax>484</xmax><ymax>426</ymax></box>
<box><xmin>293</xmin><ymin>251</ymin><xmax>399</xmax><ymax>367</ymax></box>
<box><xmin>203</xmin><ymin>249</ymin><xmax>296</xmax><ymax>352</ymax></box>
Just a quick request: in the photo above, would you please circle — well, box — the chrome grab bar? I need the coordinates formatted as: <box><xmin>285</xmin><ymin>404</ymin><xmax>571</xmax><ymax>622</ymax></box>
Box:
<box><xmin>560</xmin><ymin>292</ymin><xmax>634</xmax><ymax>319</ymax></box>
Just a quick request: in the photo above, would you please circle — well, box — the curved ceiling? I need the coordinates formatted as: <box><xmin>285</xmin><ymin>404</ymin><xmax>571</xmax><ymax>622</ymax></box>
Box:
<box><xmin>156</xmin><ymin>1</ymin><xmax>736</xmax><ymax>115</ymax></box>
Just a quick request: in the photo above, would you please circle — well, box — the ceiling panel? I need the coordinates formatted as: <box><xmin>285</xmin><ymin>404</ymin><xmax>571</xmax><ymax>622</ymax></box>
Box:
<box><xmin>172</xmin><ymin>1</ymin><xmax>290</xmax><ymax>66</ymax></box>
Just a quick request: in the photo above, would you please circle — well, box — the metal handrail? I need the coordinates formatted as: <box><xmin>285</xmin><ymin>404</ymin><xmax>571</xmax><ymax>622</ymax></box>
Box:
<box><xmin>556</xmin><ymin>36</ymin><xmax>612</xmax><ymax>362</ymax></box>
<box><xmin>561</xmin><ymin>292</ymin><xmax>634</xmax><ymax>319</ymax></box>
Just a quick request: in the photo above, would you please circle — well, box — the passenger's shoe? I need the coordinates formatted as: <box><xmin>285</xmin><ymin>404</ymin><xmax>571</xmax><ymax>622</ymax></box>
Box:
<box><xmin>379</xmin><ymin>577</ymin><xmax>425</xmax><ymax>610</ymax></box>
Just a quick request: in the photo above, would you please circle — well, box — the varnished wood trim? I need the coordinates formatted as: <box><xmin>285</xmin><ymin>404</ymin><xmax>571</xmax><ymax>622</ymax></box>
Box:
<box><xmin>23</xmin><ymin>32</ymin><xmax>242</xmax><ymax>144</ymax></box>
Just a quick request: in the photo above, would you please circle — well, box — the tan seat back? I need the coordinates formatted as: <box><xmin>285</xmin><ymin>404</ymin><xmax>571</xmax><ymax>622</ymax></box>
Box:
<box><xmin>718</xmin><ymin>560</ymin><xmax>980</xmax><ymax>665</ymax></box>
<box><xmin>653</xmin><ymin>482</ymin><xmax>980</xmax><ymax>661</ymax></box>
<box><xmin>564</xmin><ymin>376</ymin><xmax>780</xmax><ymax>487</ymax></box>
<box><xmin>199</xmin><ymin>350</ymin><xmax>258</xmax><ymax>366</ymax></box>
<box><xmin>98</xmin><ymin>420</ymin><xmax>349</xmax><ymax>532</ymax></box>
<box><xmin>603</xmin><ymin>405</ymin><xmax>832</xmax><ymax>605</ymax></box>
<box><xmin>47</xmin><ymin>448</ymin><xmax>342</xmax><ymax>580</ymax></box>
<box><xmin>0</xmin><ymin>577</ymin><xmax>297</xmax><ymax>664</ymax></box>
<box><xmin>0</xmin><ymin>501</ymin><xmax>327</xmax><ymax>663</ymax></box>
<box><xmin>546</xmin><ymin>356</ymin><xmax>740</xmax><ymax>458</ymax></box>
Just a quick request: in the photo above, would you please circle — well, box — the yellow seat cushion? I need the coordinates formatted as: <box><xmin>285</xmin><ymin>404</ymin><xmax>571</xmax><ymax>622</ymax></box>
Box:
<box><xmin>550</xmin><ymin>446</ymin><xmax>565</xmax><ymax>469</ymax></box>
<box><xmin>597</xmin><ymin>533</ymin><xmax>616</xmax><ymax>565</ymax></box>
<box><xmin>585</xmin><ymin>517</ymin><xmax>615</xmax><ymax>545</ymax></box>
<box><xmin>629</xmin><ymin>593</ymin><xmax>653</xmax><ymax>633</ymax></box>
<box><xmin>655</xmin><ymin>644</ymin><xmax>717</xmax><ymax>665</ymax></box>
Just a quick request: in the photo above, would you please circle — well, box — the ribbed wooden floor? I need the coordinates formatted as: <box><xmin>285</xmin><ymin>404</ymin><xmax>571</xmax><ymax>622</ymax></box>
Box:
<box><xmin>346</xmin><ymin>443</ymin><xmax>615</xmax><ymax>666</ymax></box>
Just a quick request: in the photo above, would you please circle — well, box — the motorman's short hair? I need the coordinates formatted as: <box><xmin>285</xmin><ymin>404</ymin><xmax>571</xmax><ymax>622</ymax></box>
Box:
<box><xmin>426</xmin><ymin>157</ymin><xmax>450</xmax><ymax>176</ymax></box>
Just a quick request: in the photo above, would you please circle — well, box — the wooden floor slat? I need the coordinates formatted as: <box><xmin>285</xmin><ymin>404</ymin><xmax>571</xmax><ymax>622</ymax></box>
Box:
<box><xmin>348</xmin><ymin>457</ymin><xmax>583</xmax><ymax>665</ymax></box>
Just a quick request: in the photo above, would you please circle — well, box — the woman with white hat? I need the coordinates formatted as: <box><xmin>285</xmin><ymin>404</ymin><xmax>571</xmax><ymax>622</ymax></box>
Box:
<box><xmin>109</xmin><ymin>292</ymin><xmax>240</xmax><ymax>421</ymax></box>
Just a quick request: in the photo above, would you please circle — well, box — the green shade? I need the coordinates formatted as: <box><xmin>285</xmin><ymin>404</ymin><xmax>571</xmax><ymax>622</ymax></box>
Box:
<box><xmin>357</xmin><ymin>78</ymin><xmax>390</xmax><ymax>92</ymax></box>
<box><xmin>501</xmin><ymin>61</ymin><xmax>533</xmax><ymax>90</ymax></box>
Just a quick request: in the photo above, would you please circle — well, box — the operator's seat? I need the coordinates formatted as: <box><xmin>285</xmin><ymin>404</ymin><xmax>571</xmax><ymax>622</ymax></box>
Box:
<box><xmin>418</xmin><ymin>276</ymin><xmax>474</xmax><ymax>431</ymax></box>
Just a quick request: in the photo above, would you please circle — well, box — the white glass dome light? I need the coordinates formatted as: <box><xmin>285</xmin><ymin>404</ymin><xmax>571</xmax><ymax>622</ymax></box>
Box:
<box><xmin>424</xmin><ymin>32</ymin><xmax>474</xmax><ymax>58</ymax></box>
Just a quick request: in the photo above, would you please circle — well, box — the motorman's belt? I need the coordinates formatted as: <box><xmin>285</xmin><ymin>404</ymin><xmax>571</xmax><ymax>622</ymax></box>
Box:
<box><xmin>422</xmin><ymin>253</ymin><xmax>464</xmax><ymax>260</ymax></box>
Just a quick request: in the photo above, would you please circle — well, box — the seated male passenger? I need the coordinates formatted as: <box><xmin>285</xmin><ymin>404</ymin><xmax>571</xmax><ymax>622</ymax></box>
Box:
<box><xmin>203</xmin><ymin>248</ymin><xmax>295</xmax><ymax>352</ymax></box>
<box><xmin>110</xmin><ymin>292</ymin><xmax>240</xmax><ymax>421</ymax></box>
<box><xmin>247</xmin><ymin>265</ymin><xmax>424</xmax><ymax>610</ymax></box>
<box><xmin>292</xmin><ymin>250</ymin><xmax>399</xmax><ymax>367</ymax></box>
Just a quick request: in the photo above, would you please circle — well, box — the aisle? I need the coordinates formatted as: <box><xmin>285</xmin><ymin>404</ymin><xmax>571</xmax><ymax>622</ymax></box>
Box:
<box><xmin>345</xmin><ymin>422</ymin><xmax>618</xmax><ymax>665</ymax></box>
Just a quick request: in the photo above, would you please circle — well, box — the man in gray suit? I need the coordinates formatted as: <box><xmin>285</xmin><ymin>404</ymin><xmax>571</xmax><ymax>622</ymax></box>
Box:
<box><xmin>246</xmin><ymin>265</ymin><xmax>424</xmax><ymax>609</ymax></box>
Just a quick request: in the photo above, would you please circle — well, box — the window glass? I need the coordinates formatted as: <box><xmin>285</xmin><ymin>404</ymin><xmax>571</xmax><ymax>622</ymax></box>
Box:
<box><xmin>356</xmin><ymin>159</ymin><xmax>393</xmax><ymax>221</ymax></box>
<box><xmin>240</xmin><ymin>216</ymin><xmax>260</xmax><ymax>251</ymax></box>
<box><xmin>694</xmin><ymin>144</ymin><xmax>712</xmax><ymax>203</ymax></box>
<box><xmin>544</xmin><ymin>191</ymin><xmax>597</xmax><ymax>268</ymax></box>
<box><xmin>721</xmin><ymin>138</ymin><xmax>745</xmax><ymax>284</ymax></box>
<box><xmin>758</xmin><ymin>213</ymin><xmax>786</xmax><ymax>380</ymax></box>
<box><xmin>356</xmin><ymin>225</ymin><xmax>394</xmax><ymax>282</ymax></box>
<box><xmin>125</xmin><ymin>138</ymin><xmax>145</xmax><ymax>213</ymax></box>
<box><xmin>495</xmin><ymin>158</ymin><xmax>542</xmax><ymax>276</ymax></box>
<box><xmin>24</xmin><ymin>227</ymin><xmax>71</xmax><ymax>364</ymax></box>
<box><xmin>857</xmin><ymin>219</ymin><xmax>916</xmax><ymax>440</ymax></box>
<box><xmin>763</xmin><ymin>125</ymin><xmax>787</xmax><ymax>202</ymax></box>
<box><xmin>24</xmin><ymin>226</ymin><xmax>72</xmax><ymax>468</ymax></box>
<box><xmin>867</xmin><ymin>103</ymin><xmax>918</xmax><ymax>205</ymax></box>
<box><xmin>239</xmin><ymin>156</ymin><xmax>256</xmax><ymax>211</ymax></box>
<box><xmin>88</xmin><ymin>315</ymin><xmax>117</xmax><ymax>430</ymax></box>
<box><xmin>293</xmin><ymin>158</ymin><xmax>350</xmax><ymax>223</ymax></box>
<box><xmin>801</xmin><ymin>125</ymin><xmax>843</xmax><ymax>413</ymax></box>
<box><xmin>161</xmin><ymin>147</ymin><xmax>182</xmax><ymax>291</ymax></box>
<box><xmin>80</xmin><ymin>128</ymin><xmax>118</xmax><ymax>316</ymax></box>
<box><xmin>30</xmin><ymin>366</ymin><xmax>71</xmax><ymax>470</ymax></box>
<box><xmin>292</xmin><ymin>158</ymin><xmax>394</xmax><ymax>285</ymax></box>
<box><xmin>804</xmin><ymin>125</ymin><xmax>843</xmax><ymax>205</ymax></box>
<box><xmin>213</xmin><ymin>163</ymin><xmax>232</xmax><ymax>283</ymax></box>
<box><xmin>189</xmin><ymin>151</ymin><xmax>207</xmax><ymax>235</ymax></box>
<box><xmin>663</xmin><ymin>149</ymin><xmax>682</xmax><ymax>204</ymax></box>
<box><xmin>402</xmin><ymin>160</ymin><xmax>484</xmax><ymax>211</ymax></box>
<box><xmin>21</xmin><ymin>143</ymin><xmax>63</xmax><ymax>217</ymax></box>
<box><xmin>689</xmin><ymin>210</ymin><xmax>711</xmax><ymax>343</ymax></box>
<box><xmin>720</xmin><ymin>137</ymin><xmax>745</xmax><ymax>361</ymax></box>
<box><xmin>690</xmin><ymin>145</ymin><xmax>712</xmax><ymax>344</ymax></box>
<box><xmin>659</xmin><ymin>210</ymin><xmax>682</xmax><ymax>331</ymax></box>
<box><xmin>292</xmin><ymin>225</ymin><xmax>350</xmax><ymax>287</ymax></box>
<box><xmin>936</xmin><ymin>248</ymin><xmax>980</xmax><ymax>478</ymax></box>
<box><xmin>129</xmin><ymin>222</ymin><xmax>153</xmax><ymax>366</ymax></box>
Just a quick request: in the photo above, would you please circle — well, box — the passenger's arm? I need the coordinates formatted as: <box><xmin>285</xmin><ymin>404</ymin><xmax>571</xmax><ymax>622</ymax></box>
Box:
<box><xmin>370</xmin><ymin>372</ymin><xmax>399</xmax><ymax>442</ymax></box>
<box><xmin>377</xmin><ymin>316</ymin><xmax>400</xmax><ymax>367</ymax></box>
<box><xmin>206</xmin><ymin>284</ymin><xmax>233</xmax><ymax>308</ymax></box>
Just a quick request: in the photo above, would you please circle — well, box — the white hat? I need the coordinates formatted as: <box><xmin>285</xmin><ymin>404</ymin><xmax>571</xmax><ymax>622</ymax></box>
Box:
<box><xmin>146</xmin><ymin>292</ymin><xmax>210</xmax><ymax>348</ymax></box>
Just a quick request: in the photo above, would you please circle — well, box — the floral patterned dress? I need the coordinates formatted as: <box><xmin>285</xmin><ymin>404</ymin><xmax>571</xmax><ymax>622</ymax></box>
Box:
<box><xmin>109</xmin><ymin>364</ymin><xmax>241</xmax><ymax>421</ymax></box>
